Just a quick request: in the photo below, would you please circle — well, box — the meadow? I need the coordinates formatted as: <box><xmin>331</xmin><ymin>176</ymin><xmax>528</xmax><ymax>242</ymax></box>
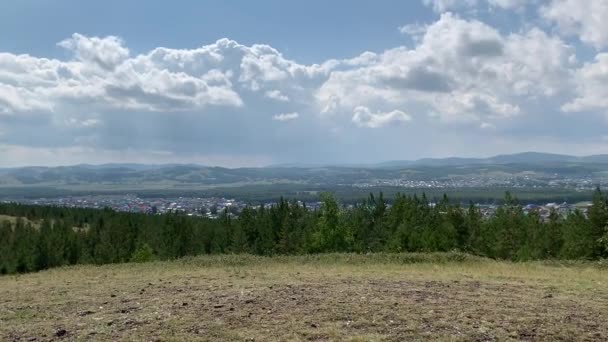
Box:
<box><xmin>1</xmin><ymin>253</ymin><xmax>607</xmax><ymax>341</ymax></box>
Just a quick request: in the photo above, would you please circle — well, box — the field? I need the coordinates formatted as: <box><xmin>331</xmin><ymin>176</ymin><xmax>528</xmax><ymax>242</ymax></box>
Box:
<box><xmin>1</xmin><ymin>254</ymin><xmax>608</xmax><ymax>341</ymax></box>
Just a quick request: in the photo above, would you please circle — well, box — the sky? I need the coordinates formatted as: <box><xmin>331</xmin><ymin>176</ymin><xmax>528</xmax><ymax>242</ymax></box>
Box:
<box><xmin>1</xmin><ymin>0</ymin><xmax>608</xmax><ymax>167</ymax></box>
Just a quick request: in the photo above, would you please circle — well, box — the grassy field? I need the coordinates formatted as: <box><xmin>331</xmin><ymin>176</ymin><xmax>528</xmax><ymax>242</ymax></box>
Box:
<box><xmin>1</xmin><ymin>254</ymin><xmax>608</xmax><ymax>341</ymax></box>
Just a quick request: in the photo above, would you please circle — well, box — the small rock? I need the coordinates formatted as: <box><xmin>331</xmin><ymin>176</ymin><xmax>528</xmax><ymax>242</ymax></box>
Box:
<box><xmin>78</xmin><ymin>310</ymin><xmax>95</xmax><ymax>316</ymax></box>
<box><xmin>544</xmin><ymin>294</ymin><xmax>554</xmax><ymax>299</ymax></box>
<box><xmin>54</xmin><ymin>329</ymin><xmax>67</xmax><ymax>337</ymax></box>
<box><xmin>229</xmin><ymin>307</ymin><xmax>234</xmax><ymax>311</ymax></box>
<box><xmin>182</xmin><ymin>302</ymin><xmax>188</xmax><ymax>306</ymax></box>
<box><xmin>310</xmin><ymin>323</ymin><xmax>318</xmax><ymax>328</ymax></box>
<box><xmin>110</xmin><ymin>294</ymin><xmax>116</xmax><ymax>298</ymax></box>
<box><xmin>214</xmin><ymin>304</ymin><xmax>225</xmax><ymax>309</ymax></box>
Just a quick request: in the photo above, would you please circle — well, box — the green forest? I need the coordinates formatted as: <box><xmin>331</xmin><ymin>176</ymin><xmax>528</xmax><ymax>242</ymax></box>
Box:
<box><xmin>2</xmin><ymin>189</ymin><xmax>608</xmax><ymax>275</ymax></box>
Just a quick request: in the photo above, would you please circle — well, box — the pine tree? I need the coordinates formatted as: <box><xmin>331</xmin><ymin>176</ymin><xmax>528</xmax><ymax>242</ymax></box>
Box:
<box><xmin>560</xmin><ymin>210</ymin><xmax>594</xmax><ymax>259</ymax></box>
<box><xmin>465</xmin><ymin>202</ymin><xmax>483</xmax><ymax>253</ymax></box>
<box><xmin>588</xmin><ymin>187</ymin><xmax>608</xmax><ymax>257</ymax></box>
<box><xmin>315</xmin><ymin>193</ymin><xmax>347</xmax><ymax>252</ymax></box>
<box><xmin>545</xmin><ymin>209</ymin><xmax>563</xmax><ymax>258</ymax></box>
<box><xmin>0</xmin><ymin>220</ymin><xmax>13</xmax><ymax>273</ymax></box>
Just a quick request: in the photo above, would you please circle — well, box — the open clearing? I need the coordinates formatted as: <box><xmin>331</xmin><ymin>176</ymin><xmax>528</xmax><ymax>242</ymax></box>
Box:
<box><xmin>1</xmin><ymin>254</ymin><xmax>608</xmax><ymax>341</ymax></box>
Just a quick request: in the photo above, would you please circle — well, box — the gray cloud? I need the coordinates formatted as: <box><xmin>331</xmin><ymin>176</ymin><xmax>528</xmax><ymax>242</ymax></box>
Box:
<box><xmin>460</xmin><ymin>36</ymin><xmax>504</xmax><ymax>57</ymax></box>
<box><xmin>380</xmin><ymin>65</ymin><xmax>453</xmax><ymax>93</ymax></box>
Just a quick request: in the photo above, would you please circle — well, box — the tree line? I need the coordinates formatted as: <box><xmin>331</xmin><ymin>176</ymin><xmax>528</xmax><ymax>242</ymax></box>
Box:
<box><xmin>1</xmin><ymin>189</ymin><xmax>608</xmax><ymax>275</ymax></box>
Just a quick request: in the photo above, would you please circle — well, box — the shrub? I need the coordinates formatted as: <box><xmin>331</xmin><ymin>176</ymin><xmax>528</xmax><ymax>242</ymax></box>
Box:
<box><xmin>130</xmin><ymin>244</ymin><xmax>155</xmax><ymax>263</ymax></box>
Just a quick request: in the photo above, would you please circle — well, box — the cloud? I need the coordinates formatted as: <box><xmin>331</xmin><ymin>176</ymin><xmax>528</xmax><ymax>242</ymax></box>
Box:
<box><xmin>378</xmin><ymin>65</ymin><xmax>454</xmax><ymax>93</ymax></box>
<box><xmin>0</xmin><ymin>35</ymin><xmax>352</xmax><ymax>117</ymax></box>
<box><xmin>57</xmin><ymin>33</ymin><xmax>130</xmax><ymax>70</ymax></box>
<box><xmin>264</xmin><ymin>90</ymin><xmax>289</xmax><ymax>102</ymax></box>
<box><xmin>64</xmin><ymin>117</ymin><xmax>101</xmax><ymax>128</ymax></box>
<box><xmin>487</xmin><ymin>0</ymin><xmax>527</xmax><ymax>10</ymax></box>
<box><xmin>398</xmin><ymin>23</ymin><xmax>428</xmax><ymax>38</ymax></box>
<box><xmin>562</xmin><ymin>53</ymin><xmax>608</xmax><ymax>115</ymax></box>
<box><xmin>0</xmin><ymin>82</ymin><xmax>53</xmax><ymax>114</ymax></box>
<box><xmin>0</xmin><ymin>37</ymin><xmax>249</xmax><ymax>114</ymax></box>
<box><xmin>423</xmin><ymin>0</ymin><xmax>478</xmax><ymax>13</ymax></box>
<box><xmin>480</xmin><ymin>122</ymin><xmax>496</xmax><ymax>129</ymax></box>
<box><xmin>272</xmin><ymin>112</ymin><xmax>299</xmax><ymax>121</ymax></box>
<box><xmin>1</xmin><ymin>8</ymin><xmax>607</xmax><ymax>166</ymax></box>
<box><xmin>423</xmin><ymin>0</ymin><xmax>527</xmax><ymax>13</ymax></box>
<box><xmin>2</xmin><ymin>18</ymin><xmax>574</xmax><ymax>128</ymax></box>
<box><xmin>352</xmin><ymin>106</ymin><xmax>411</xmax><ymax>128</ymax></box>
<box><xmin>317</xmin><ymin>13</ymin><xmax>574</xmax><ymax>123</ymax></box>
<box><xmin>541</xmin><ymin>0</ymin><xmax>608</xmax><ymax>50</ymax></box>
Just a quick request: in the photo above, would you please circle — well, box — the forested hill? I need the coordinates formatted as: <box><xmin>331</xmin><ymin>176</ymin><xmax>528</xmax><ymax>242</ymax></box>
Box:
<box><xmin>2</xmin><ymin>189</ymin><xmax>608</xmax><ymax>275</ymax></box>
<box><xmin>1</xmin><ymin>152</ymin><xmax>608</xmax><ymax>190</ymax></box>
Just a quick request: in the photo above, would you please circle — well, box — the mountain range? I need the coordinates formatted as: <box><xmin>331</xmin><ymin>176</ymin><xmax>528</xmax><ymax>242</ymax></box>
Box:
<box><xmin>271</xmin><ymin>152</ymin><xmax>608</xmax><ymax>169</ymax></box>
<box><xmin>0</xmin><ymin>152</ymin><xmax>607</xmax><ymax>191</ymax></box>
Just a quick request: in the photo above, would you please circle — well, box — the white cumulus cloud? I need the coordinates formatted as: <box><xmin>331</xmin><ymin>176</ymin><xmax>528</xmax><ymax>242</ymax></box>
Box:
<box><xmin>58</xmin><ymin>33</ymin><xmax>130</xmax><ymax>70</ymax></box>
<box><xmin>272</xmin><ymin>112</ymin><xmax>299</xmax><ymax>121</ymax></box>
<box><xmin>541</xmin><ymin>0</ymin><xmax>608</xmax><ymax>50</ymax></box>
<box><xmin>264</xmin><ymin>90</ymin><xmax>289</xmax><ymax>102</ymax></box>
<box><xmin>423</xmin><ymin>0</ymin><xmax>478</xmax><ymax>13</ymax></box>
<box><xmin>352</xmin><ymin>106</ymin><xmax>411</xmax><ymax>128</ymax></box>
<box><xmin>562</xmin><ymin>53</ymin><xmax>608</xmax><ymax>115</ymax></box>
<box><xmin>317</xmin><ymin>13</ymin><xmax>574</xmax><ymax>124</ymax></box>
<box><xmin>1</xmin><ymin>7</ymin><xmax>606</xmax><ymax>166</ymax></box>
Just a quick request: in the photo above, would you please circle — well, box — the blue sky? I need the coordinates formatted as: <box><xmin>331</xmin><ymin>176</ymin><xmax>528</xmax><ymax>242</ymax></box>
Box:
<box><xmin>0</xmin><ymin>1</ymin><xmax>431</xmax><ymax>63</ymax></box>
<box><xmin>1</xmin><ymin>0</ymin><xmax>608</xmax><ymax>167</ymax></box>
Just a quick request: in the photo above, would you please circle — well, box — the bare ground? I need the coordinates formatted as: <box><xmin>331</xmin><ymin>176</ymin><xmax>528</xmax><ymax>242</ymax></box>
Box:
<box><xmin>1</xmin><ymin>255</ymin><xmax>607</xmax><ymax>341</ymax></box>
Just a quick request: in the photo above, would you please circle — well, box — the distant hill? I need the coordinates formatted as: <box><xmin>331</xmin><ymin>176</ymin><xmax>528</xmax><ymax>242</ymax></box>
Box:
<box><xmin>374</xmin><ymin>152</ymin><xmax>608</xmax><ymax>168</ymax></box>
<box><xmin>74</xmin><ymin>163</ymin><xmax>206</xmax><ymax>171</ymax></box>
<box><xmin>0</xmin><ymin>152</ymin><xmax>607</xmax><ymax>191</ymax></box>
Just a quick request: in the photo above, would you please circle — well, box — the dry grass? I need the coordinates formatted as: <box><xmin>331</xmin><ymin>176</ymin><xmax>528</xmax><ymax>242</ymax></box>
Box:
<box><xmin>1</xmin><ymin>254</ymin><xmax>608</xmax><ymax>341</ymax></box>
